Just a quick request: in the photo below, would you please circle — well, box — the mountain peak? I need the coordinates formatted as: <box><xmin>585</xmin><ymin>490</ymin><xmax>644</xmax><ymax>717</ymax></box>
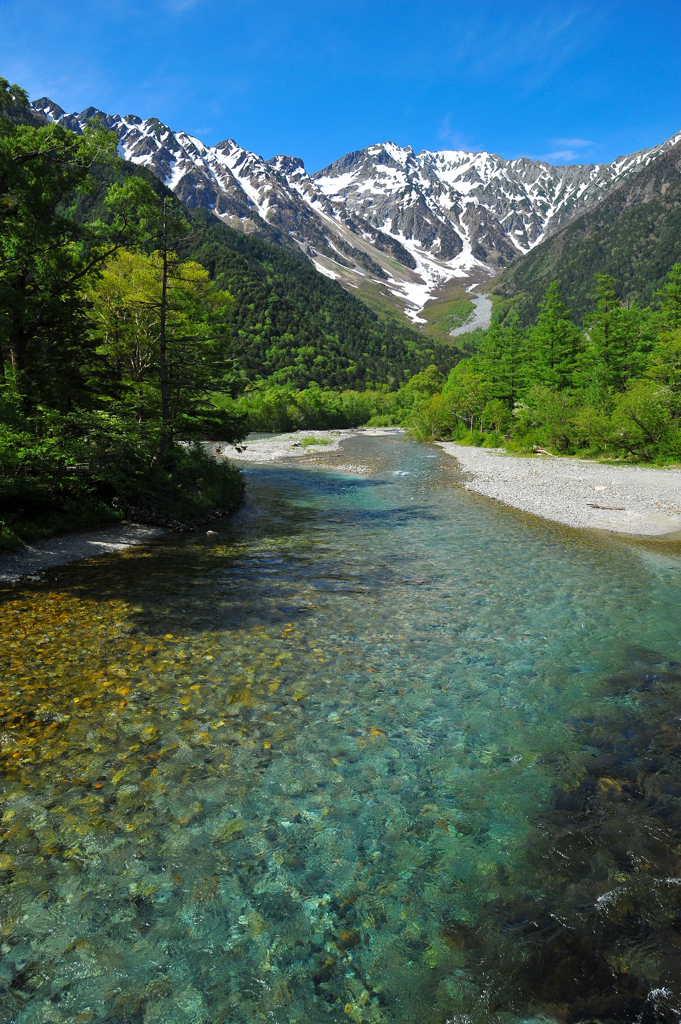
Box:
<box><xmin>29</xmin><ymin>96</ymin><xmax>679</xmax><ymax>322</ymax></box>
<box><xmin>267</xmin><ymin>154</ymin><xmax>306</xmax><ymax>175</ymax></box>
<box><xmin>31</xmin><ymin>97</ymin><xmax>65</xmax><ymax>121</ymax></box>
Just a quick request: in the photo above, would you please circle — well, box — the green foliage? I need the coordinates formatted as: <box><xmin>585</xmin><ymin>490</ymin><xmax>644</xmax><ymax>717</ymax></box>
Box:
<box><xmin>216</xmin><ymin>383</ymin><xmax>399</xmax><ymax>433</ymax></box>
<box><xmin>577</xmin><ymin>275</ymin><xmax>655</xmax><ymax>391</ymax></box>
<box><xmin>610</xmin><ymin>381</ymin><xmax>677</xmax><ymax>459</ymax></box>
<box><xmin>300</xmin><ymin>436</ymin><xmax>332</xmax><ymax>447</ymax></box>
<box><xmin>0</xmin><ymin>84</ymin><xmax>244</xmax><ymax>545</ymax></box>
<box><xmin>442</xmin><ymin>362</ymin><xmax>493</xmax><ymax>432</ymax></box>
<box><xmin>646</xmin><ymin>329</ymin><xmax>681</xmax><ymax>409</ymax></box>
<box><xmin>365</xmin><ymin>413</ymin><xmax>402</xmax><ymax>427</ymax></box>
<box><xmin>481</xmin><ymin>399</ymin><xmax>512</xmax><ymax>433</ymax></box>
<box><xmin>0</xmin><ymin>78</ymin><xmax>28</xmax><ymax>111</ymax></box>
<box><xmin>524</xmin><ymin>282</ymin><xmax>582</xmax><ymax>388</ymax></box>
<box><xmin>653</xmin><ymin>262</ymin><xmax>681</xmax><ymax>331</ymax></box>
<box><xmin>180</xmin><ymin>211</ymin><xmax>462</xmax><ymax>389</ymax></box>
<box><xmin>215</xmin><ymin>366</ymin><xmax>461</xmax><ymax>435</ymax></box>
<box><xmin>406</xmin><ymin>394</ymin><xmax>456</xmax><ymax>442</ymax></box>
<box><xmin>404</xmin><ymin>267</ymin><xmax>681</xmax><ymax>464</ymax></box>
<box><xmin>86</xmin><ymin>247</ymin><xmax>246</xmax><ymax>449</ymax></box>
<box><xmin>65</xmin><ymin>162</ymin><xmax>462</xmax><ymax>390</ymax></box>
<box><xmin>0</xmin><ymin>397</ymin><xmax>243</xmax><ymax>550</ymax></box>
<box><xmin>400</xmin><ymin>364</ymin><xmax>445</xmax><ymax>401</ymax></box>
<box><xmin>0</xmin><ymin>112</ymin><xmax>157</xmax><ymax>396</ymax></box>
<box><xmin>511</xmin><ymin>387</ymin><xmax>580</xmax><ymax>452</ymax></box>
<box><xmin>476</xmin><ymin>311</ymin><xmax>525</xmax><ymax>405</ymax></box>
<box><xmin>0</xmin><ymin>402</ymin><xmax>139</xmax><ymax>549</ymax></box>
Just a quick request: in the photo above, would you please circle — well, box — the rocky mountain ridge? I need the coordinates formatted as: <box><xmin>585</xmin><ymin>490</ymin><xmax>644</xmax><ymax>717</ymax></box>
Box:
<box><xmin>32</xmin><ymin>97</ymin><xmax>680</xmax><ymax>323</ymax></box>
<box><xmin>493</xmin><ymin>135</ymin><xmax>681</xmax><ymax>326</ymax></box>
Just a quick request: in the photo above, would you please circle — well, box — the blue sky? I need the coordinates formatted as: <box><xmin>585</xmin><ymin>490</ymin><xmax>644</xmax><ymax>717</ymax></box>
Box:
<box><xmin>1</xmin><ymin>0</ymin><xmax>679</xmax><ymax>172</ymax></box>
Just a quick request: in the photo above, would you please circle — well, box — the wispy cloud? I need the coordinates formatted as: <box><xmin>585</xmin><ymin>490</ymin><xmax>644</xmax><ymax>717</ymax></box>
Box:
<box><xmin>436</xmin><ymin>114</ymin><xmax>481</xmax><ymax>152</ymax></box>
<box><xmin>460</xmin><ymin>3</ymin><xmax>614</xmax><ymax>92</ymax></box>
<box><xmin>553</xmin><ymin>137</ymin><xmax>593</xmax><ymax>148</ymax></box>
<box><xmin>544</xmin><ymin>149</ymin><xmax>585</xmax><ymax>161</ymax></box>
<box><xmin>537</xmin><ymin>136</ymin><xmax>599</xmax><ymax>163</ymax></box>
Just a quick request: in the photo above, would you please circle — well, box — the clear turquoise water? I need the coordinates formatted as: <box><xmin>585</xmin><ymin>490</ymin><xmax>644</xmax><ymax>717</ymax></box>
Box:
<box><xmin>2</xmin><ymin>435</ymin><xmax>681</xmax><ymax>1024</ymax></box>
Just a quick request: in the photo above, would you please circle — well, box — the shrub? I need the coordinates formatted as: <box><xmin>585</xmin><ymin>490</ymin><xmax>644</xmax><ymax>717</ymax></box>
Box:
<box><xmin>406</xmin><ymin>394</ymin><xmax>455</xmax><ymax>441</ymax></box>
<box><xmin>300</xmin><ymin>436</ymin><xmax>332</xmax><ymax>447</ymax></box>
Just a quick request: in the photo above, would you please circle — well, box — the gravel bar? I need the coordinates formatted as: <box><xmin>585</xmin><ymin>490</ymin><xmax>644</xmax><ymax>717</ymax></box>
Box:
<box><xmin>216</xmin><ymin>427</ymin><xmax>399</xmax><ymax>470</ymax></box>
<box><xmin>437</xmin><ymin>443</ymin><xmax>681</xmax><ymax>537</ymax></box>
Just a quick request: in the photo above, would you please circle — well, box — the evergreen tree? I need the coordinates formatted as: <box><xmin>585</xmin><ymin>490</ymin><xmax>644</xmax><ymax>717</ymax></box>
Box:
<box><xmin>525</xmin><ymin>282</ymin><xmax>582</xmax><ymax>388</ymax></box>
<box><xmin>580</xmin><ymin>275</ymin><xmax>654</xmax><ymax>391</ymax></box>
<box><xmin>654</xmin><ymin>262</ymin><xmax>681</xmax><ymax>332</ymax></box>
<box><xmin>477</xmin><ymin>310</ymin><xmax>524</xmax><ymax>406</ymax></box>
<box><xmin>645</xmin><ymin>265</ymin><xmax>681</xmax><ymax>412</ymax></box>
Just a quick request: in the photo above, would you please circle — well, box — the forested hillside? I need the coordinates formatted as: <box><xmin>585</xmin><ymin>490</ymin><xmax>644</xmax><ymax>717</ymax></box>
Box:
<box><xmin>68</xmin><ymin>162</ymin><xmax>462</xmax><ymax>390</ymax></box>
<box><xmin>494</xmin><ymin>140</ymin><xmax>681</xmax><ymax>327</ymax></box>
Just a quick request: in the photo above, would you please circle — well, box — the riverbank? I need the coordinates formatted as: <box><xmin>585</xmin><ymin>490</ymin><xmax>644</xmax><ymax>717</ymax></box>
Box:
<box><xmin>439</xmin><ymin>442</ymin><xmax>681</xmax><ymax>537</ymax></box>
<box><xmin>0</xmin><ymin>524</ymin><xmax>167</xmax><ymax>584</ymax></box>
<box><xmin>0</xmin><ymin>432</ymin><xmax>386</xmax><ymax>583</ymax></box>
<box><xmin>11</xmin><ymin>432</ymin><xmax>680</xmax><ymax>585</ymax></box>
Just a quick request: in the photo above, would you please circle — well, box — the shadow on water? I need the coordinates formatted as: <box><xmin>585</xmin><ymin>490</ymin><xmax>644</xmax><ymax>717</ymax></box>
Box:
<box><xmin>430</xmin><ymin>647</ymin><xmax>681</xmax><ymax>1023</ymax></box>
<box><xmin>0</xmin><ymin>462</ymin><xmax>439</xmax><ymax>632</ymax></box>
<box><xmin>2</xmin><ymin>437</ymin><xmax>681</xmax><ymax>1021</ymax></box>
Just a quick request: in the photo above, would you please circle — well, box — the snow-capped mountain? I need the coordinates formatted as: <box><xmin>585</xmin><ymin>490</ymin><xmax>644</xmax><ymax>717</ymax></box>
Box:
<box><xmin>32</xmin><ymin>97</ymin><xmax>681</xmax><ymax>323</ymax></box>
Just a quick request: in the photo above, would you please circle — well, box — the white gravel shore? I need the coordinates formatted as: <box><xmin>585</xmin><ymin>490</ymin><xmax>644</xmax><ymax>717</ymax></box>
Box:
<box><xmin>216</xmin><ymin>428</ymin><xmax>399</xmax><ymax>474</ymax></box>
<box><xmin>0</xmin><ymin>524</ymin><xmax>166</xmax><ymax>584</ymax></box>
<box><xmin>215</xmin><ymin>429</ymin><xmax>349</xmax><ymax>463</ymax></box>
<box><xmin>438</xmin><ymin>443</ymin><xmax>681</xmax><ymax>537</ymax></box>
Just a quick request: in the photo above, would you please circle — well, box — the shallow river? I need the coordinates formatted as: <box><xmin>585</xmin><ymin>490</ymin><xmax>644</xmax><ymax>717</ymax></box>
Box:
<box><xmin>3</xmin><ymin>435</ymin><xmax>681</xmax><ymax>1024</ymax></box>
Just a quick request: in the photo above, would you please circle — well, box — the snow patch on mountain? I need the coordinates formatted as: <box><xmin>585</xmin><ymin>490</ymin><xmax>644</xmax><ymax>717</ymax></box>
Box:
<box><xmin>30</xmin><ymin>97</ymin><xmax>680</xmax><ymax>323</ymax></box>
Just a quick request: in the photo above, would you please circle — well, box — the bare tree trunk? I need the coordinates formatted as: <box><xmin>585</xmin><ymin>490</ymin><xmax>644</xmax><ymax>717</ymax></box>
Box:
<box><xmin>8</xmin><ymin>334</ymin><xmax>28</xmax><ymax>372</ymax></box>
<box><xmin>152</xmin><ymin>200</ymin><xmax>171</xmax><ymax>466</ymax></box>
<box><xmin>8</xmin><ymin>275</ymin><xmax>30</xmax><ymax>374</ymax></box>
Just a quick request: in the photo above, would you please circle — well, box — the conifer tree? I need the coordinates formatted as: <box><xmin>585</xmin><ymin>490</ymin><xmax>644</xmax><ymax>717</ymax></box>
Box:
<box><xmin>477</xmin><ymin>310</ymin><xmax>524</xmax><ymax>406</ymax></box>
<box><xmin>580</xmin><ymin>275</ymin><xmax>654</xmax><ymax>391</ymax></box>
<box><xmin>646</xmin><ymin>264</ymin><xmax>681</xmax><ymax>411</ymax></box>
<box><xmin>525</xmin><ymin>282</ymin><xmax>582</xmax><ymax>389</ymax></box>
<box><xmin>654</xmin><ymin>262</ymin><xmax>681</xmax><ymax>332</ymax></box>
